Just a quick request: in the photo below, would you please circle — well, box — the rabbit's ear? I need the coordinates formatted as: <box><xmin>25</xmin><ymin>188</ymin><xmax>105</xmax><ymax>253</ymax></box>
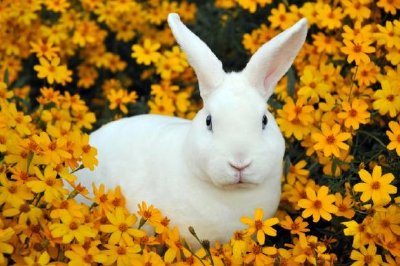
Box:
<box><xmin>243</xmin><ymin>19</ymin><xmax>308</xmax><ymax>100</ymax></box>
<box><xmin>168</xmin><ymin>13</ymin><xmax>225</xmax><ymax>99</ymax></box>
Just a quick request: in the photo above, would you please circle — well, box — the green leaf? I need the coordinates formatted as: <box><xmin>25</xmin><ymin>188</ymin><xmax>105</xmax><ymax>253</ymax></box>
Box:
<box><xmin>3</xmin><ymin>69</ymin><xmax>9</xmax><ymax>85</ymax></box>
<box><xmin>287</xmin><ymin>67</ymin><xmax>296</xmax><ymax>97</ymax></box>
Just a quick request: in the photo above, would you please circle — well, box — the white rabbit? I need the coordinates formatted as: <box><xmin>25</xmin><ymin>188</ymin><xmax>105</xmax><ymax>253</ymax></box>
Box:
<box><xmin>76</xmin><ymin>13</ymin><xmax>308</xmax><ymax>245</ymax></box>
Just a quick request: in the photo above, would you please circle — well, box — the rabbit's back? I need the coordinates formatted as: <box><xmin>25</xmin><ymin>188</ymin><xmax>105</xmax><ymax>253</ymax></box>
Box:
<box><xmin>76</xmin><ymin>114</ymin><xmax>191</xmax><ymax>207</ymax></box>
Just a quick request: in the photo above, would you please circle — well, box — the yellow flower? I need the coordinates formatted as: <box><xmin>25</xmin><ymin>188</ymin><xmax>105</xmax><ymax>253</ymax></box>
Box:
<box><xmin>372</xmin><ymin>205</ymin><xmax>400</xmax><ymax>240</ymax></box>
<box><xmin>240</xmin><ymin>208</ymin><xmax>279</xmax><ymax>245</ymax></box>
<box><xmin>354</xmin><ymin>165</ymin><xmax>397</xmax><ymax>206</ymax></box>
<box><xmin>27</xmin><ymin>166</ymin><xmax>67</xmax><ymax>203</ymax></box>
<box><xmin>49</xmin><ymin>213</ymin><xmax>96</xmax><ymax>244</ymax></box>
<box><xmin>298</xmin><ymin>186</ymin><xmax>338</xmax><ymax>222</ymax></box>
<box><xmin>137</xmin><ymin>201</ymin><xmax>162</xmax><ymax>226</ymax></box>
<box><xmin>107</xmin><ymin>89</ymin><xmax>138</xmax><ymax>114</ymax></box>
<box><xmin>0</xmin><ymin>227</ymin><xmax>15</xmax><ymax>264</ymax></box>
<box><xmin>317</xmin><ymin>5</ymin><xmax>344</xmax><ymax>30</ymax></box>
<box><xmin>100</xmin><ymin>207</ymin><xmax>145</xmax><ymax>246</ymax></box>
<box><xmin>342</xmin><ymin>220</ymin><xmax>373</xmax><ymax>249</ymax></box>
<box><xmin>386</xmin><ymin>121</ymin><xmax>400</xmax><ymax>156</ymax></box>
<box><xmin>350</xmin><ymin>244</ymin><xmax>383</xmax><ymax>266</ymax></box>
<box><xmin>286</xmin><ymin>160</ymin><xmax>310</xmax><ymax>185</ymax></box>
<box><xmin>337</xmin><ymin>99</ymin><xmax>370</xmax><ymax>130</ymax></box>
<box><xmin>334</xmin><ymin>193</ymin><xmax>355</xmax><ymax>219</ymax></box>
<box><xmin>0</xmin><ymin>173</ymin><xmax>34</xmax><ymax>206</ymax></box>
<box><xmin>268</xmin><ymin>3</ymin><xmax>297</xmax><ymax>30</ymax></box>
<box><xmin>23</xmin><ymin>251</ymin><xmax>51</xmax><ymax>266</ymax></box>
<box><xmin>164</xmin><ymin>227</ymin><xmax>184</xmax><ymax>263</ymax></box>
<box><xmin>44</xmin><ymin>0</ymin><xmax>70</xmax><ymax>12</ymax></box>
<box><xmin>375</xmin><ymin>21</ymin><xmax>400</xmax><ymax>49</ymax></box>
<box><xmin>341</xmin><ymin>0</ymin><xmax>371</xmax><ymax>21</ymax></box>
<box><xmin>33</xmin><ymin>57</ymin><xmax>72</xmax><ymax>84</ymax></box>
<box><xmin>65</xmin><ymin>243</ymin><xmax>108</xmax><ymax>265</ymax></box>
<box><xmin>280</xmin><ymin>215</ymin><xmax>310</xmax><ymax>235</ymax></box>
<box><xmin>30</xmin><ymin>39</ymin><xmax>60</xmax><ymax>60</ymax></box>
<box><xmin>131</xmin><ymin>39</ymin><xmax>161</xmax><ymax>66</ymax></box>
<box><xmin>132</xmin><ymin>249</ymin><xmax>165</xmax><ymax>266</ymax></box>
<box><xmin>148</xmin><ymin>94</ymin><xmax>176</xmax><ymax>116</ymax></box>
<box><xmin>377</xmin><ymin>0</ymin><xmax>400</xmax><ymax>15</ymax></box>
<box><xmin>243</xmin><ymin>241</ymin><xmax>275</xmax><ymax>266</ymax></box>
<box><xmin>312</xmin><ymin>123</ymin><xmax>351</xmax><ymax>157</ymax></box>
<box><xmin>230</xmin><ymin>230</ymin><xmax>249</xmax><ymax>260</ymax></box>
<box><xmin>276</xmin><ymin>97</ymin><xmax>314</xmax><ymax>140</ymax></box>
<box><xmin>33</xmin><ymin>132</ymin><xmax>71</xmax><ymax>165</ymax></box>
<box><xmin>373</xmin><ymin>80</ymin><xmax>400</xmax><ymax>117</ymax></box>
<box><xmin>104</xmin><ymin>242</ymin><xmax>141</xmax><ymax>266</ymax></box>
<box><xmin>341</xmin><ymin>39</ymin><xmax>376</xmax><ymax>65</ymax></box>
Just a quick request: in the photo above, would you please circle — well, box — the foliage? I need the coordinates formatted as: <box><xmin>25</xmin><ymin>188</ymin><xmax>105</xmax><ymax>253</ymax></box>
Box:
<box><xmin>1</xmin><ymin>0</ymin><xmax>400</xmax><ymax>265</ymax></box>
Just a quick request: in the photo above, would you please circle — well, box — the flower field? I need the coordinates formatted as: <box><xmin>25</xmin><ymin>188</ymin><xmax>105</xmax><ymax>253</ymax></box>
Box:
<box><xmin>1</xmin><ymin>0</ymin><xmax>400</xmax><ymax>265</ymax></box>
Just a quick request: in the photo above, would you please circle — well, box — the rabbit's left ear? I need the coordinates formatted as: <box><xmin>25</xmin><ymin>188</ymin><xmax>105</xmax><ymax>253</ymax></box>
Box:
<box><xmin>168</xmin><ymin>13</ymin><xmax>225</xmax><ymax>99</ymax></box>
<box><xmin>243</xmin><ymin>19</ymin><xmax>308</xmax><ymax>100</ymax></box>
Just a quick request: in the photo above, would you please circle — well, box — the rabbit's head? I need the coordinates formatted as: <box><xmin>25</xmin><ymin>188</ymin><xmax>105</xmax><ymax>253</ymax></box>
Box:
<box><xmin>168</xmin><ymin>14</ymin><xmax>307</xmax><ymax>188</ymax></box>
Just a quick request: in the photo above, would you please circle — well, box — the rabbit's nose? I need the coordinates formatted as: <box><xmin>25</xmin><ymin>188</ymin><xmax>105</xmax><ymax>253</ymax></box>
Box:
<box><xmin>229</xmin><ymin>161</ymin><xmax>251</xmax><ymax>171</ymax></box>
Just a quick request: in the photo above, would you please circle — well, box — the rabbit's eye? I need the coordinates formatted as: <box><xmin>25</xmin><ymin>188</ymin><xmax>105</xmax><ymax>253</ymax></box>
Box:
<box><xmin>262</xmin><ymin>114</ymin><xmax>268</xmax><ymax>130</ymax></box>
<box><xmin>206</xmin><ymin>115</ymin><xmax>212</xmax><ymax>131</ymax></box>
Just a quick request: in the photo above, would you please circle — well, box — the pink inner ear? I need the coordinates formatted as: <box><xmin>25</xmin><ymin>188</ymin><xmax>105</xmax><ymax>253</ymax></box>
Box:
<box><xmin>263</xmin><ymin>67</ymin><xmax>276</xmax><ymax>90</ymax></box>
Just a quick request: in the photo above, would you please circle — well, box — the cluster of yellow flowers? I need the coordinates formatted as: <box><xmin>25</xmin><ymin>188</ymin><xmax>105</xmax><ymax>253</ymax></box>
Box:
<box><xmin>1</xmin><ymin>0</ymin><xmax>400</xmax><ymax>265</ymax></box>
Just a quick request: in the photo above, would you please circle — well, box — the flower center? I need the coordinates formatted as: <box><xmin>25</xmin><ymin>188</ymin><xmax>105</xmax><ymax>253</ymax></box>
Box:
<box><xmin>364</xmin><ymin>255</ymin><xmax>373</xmax><ymax>263</ymax></box>
<box><xmin>349</xmin><ymin>109</ymin><xmax>358</xmax><ymax>117</ymax></box>
<box><xmin>353</xmin><ymin>45</ymin><xmax>362</xmax><ymax>53</ymax></box>
<box><xmin>371</xmin><ymin>181</ymin><xmax>380</xmax><ymax>190</ymax></box>
<box><xmin>69</xmin><ymin>221</ymin><xmax>78</xmax><ymax>230</ymax></box>
<box><xmin>8</xmin><ymin>185</ymin><xmax>17</xmax><ymax>194</ymax></box>
<box><xmin>117</xmin><ymin>246</ymin><xmax>126</xmax><ymax>255</ymax></box>
<box><xmin>386</xmin><ymin>94</ymin><xmax>394</xmax><ymax>102</ymax></box>
<box><xmin>338</xmin><ymin>204</ymin><xmax>348</xmax><ymax>212</ymax></box>
<box><xmin>381</xmin><ymin>219</ymin><xmax>390</xmax><ymax>228</ymax></box>
<box><xmin>326</xmin><ymin>135</ymin><xmax>336</xmax><ymax>144</ymax></box>
<box><xmin>118</xmin><ymin>223</ymin><xmax>128</xmax><ymax>232</ymax></box>
<box><xmin>291</xmin><ymin>222</ymin><xmax>300</xmax><ymax>230</ymax></box>
<box><xmin>313</xmin><ymin>200</ymin><xmax>322</xmax><ymax>209</ymax></box>
<box><xmin>20</xmin><ymin>204</ymin><xmax>31</xmax><ymax>213</ymax></box>
<box><xmin>46</xmin><ymin>179</ymin><xmax>55</xmax><ymax>186</ymax></box>
<box><xmin>255</xmin><ymin>220</ymin><xmax>263</xmax><ymax>230</ymax></box>
<box><xmin>84</xmin><ymin>255</ymin><xmax>93</xmax><ymax>263</ymax></box>
<box><xmin>82</xmin><ymin>145</ymin><xmax>91</xmax><ymax>153</ymax></box>
<box><xmin>252</xmin><ymin>244</ymin><xmax>262</xmax><ymax>255</ymax></box>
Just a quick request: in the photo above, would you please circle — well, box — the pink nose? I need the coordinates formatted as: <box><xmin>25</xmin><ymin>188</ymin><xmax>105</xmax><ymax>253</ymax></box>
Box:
<box><xmin>229</xmin><ymin>162</ymin><xmax>251</xmax><ymax>171</ymax></box>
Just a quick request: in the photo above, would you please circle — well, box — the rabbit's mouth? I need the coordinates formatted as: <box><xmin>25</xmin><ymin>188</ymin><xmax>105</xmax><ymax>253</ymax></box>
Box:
<box><xmin>222</xmin><ymin>181</ymin><xmax>258</xmax><ymax>190</ymax></box>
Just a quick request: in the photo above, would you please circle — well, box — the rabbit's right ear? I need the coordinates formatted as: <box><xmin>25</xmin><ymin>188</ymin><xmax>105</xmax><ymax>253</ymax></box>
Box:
<box><xmin>243</xmin><ymin>19</ymin><xmax>308</xmax><ymax>100</ymax></box>
<box><xmin>168</xmin><ymin>13</ymin><xmax>225</xmax><ymax>99</ymax></box>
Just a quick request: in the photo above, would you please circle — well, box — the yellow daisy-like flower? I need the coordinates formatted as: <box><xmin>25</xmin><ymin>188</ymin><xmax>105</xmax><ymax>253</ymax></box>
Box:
<box><xmin>354</xmin><ymin>165</ymin><xmax>397</xmax><ymax>206</ymax></box>
<box><xmin>49</xmin><ymin>213</ymin><xmax>97</xmax><ymax>244</ymax></box>
<box><xmin>100</xmin><ymin>207</ymin><xmax>145</xmax><ymax>246</ymax></box>
<box><xmin>341</xmin><ymin>39</ymin><xmax>375</xmax><ymax>65</ymax></box>
<box><xmin>33</xmin><ymin>57</ymin><xmax>72</xmax><ymax>84</ymax></box>
<box><xmin>298</xmin><ymin>186</ymin><xmax>338</xmax><ymax>222</ymax></box>
<box><xmin>386</xmin><ymin>121</ymin><xmax>400</xmax><ymax>156</ymax></box>
<box><xmin>131</xmin><ymin>39</ymin><xmax>161</xmax><ymax>66</ymax></box>
<box><xmin>0</xmin><ymin>227</ymin><xmax>15</xmax><ymax>264</ymax></box>
<box><xmin>240</xmin><ymin>208</ymin><xmax>279</xmax><ymax>245</ymax></box>
<box><xmin>350</xmin><ymin>244</ymin><xmax>383</xmax><ymax>266</ymax></box>
<box><xmin>280</xmin><ymin>215</ymin><xmax>310</xmax><ymax>235</ymax></box>
<box><xmin>27</xmin><ymin>166</ymin><xmax>67</xmax><ymax>203</ymax></box>
<box><xmin>373</xmin><ymin>80</ymin><xmax>400</xmax><ymax>118</ymax></box>
<box><xmin>312</xmin><ymin>123</ymin><xmax>352</xmax><ymax>157</ymax></box>
<box><xmin>337</xmin><ymin>99</ymin><xmax>370</xmax><ymax>130</ymax></box>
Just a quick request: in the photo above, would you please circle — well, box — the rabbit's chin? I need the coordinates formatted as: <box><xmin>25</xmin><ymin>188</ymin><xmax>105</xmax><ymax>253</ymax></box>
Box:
<box><xmin>208</xmin><ymin>172</ymin><xmax>263</xmax><ymax>190</ymax></box>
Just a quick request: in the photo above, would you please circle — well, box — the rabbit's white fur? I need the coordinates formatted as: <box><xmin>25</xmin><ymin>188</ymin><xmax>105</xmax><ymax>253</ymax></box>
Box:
<box><xmin>76</xmin><ymin>14</ymin><xmax>308</xmax><ymax>244</ymax></box>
